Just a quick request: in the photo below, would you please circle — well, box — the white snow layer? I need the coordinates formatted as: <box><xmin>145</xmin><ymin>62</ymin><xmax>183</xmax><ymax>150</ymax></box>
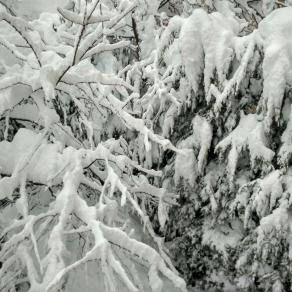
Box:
<box><xmin>175</xmin><ymin>7</ymin><xmax>292</xmax><ymax>184</ymax></box>
<box><xmin>174</xmin><ymin>115</ymin><xmax>212</xmax><ymax>186</ymax></box>
<box><xmin>258</xmin><ymin>7</ymin><xmax>292</xmax><ymax>129</ymax></box>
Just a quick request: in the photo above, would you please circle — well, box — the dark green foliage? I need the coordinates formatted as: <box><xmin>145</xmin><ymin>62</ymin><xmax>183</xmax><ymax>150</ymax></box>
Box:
<box><xmin>165</xmin><ymin>178</ymin><xmax>225</xmax><ymax>290</ymax></box>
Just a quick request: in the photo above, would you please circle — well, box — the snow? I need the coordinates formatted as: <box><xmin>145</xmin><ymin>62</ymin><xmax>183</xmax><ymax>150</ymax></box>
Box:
<box><xmin>0</xmin><ymin>34</ymin><xmax>26</xmax><ymax>61</ymax></box>
<box><xmin>180</xmin><ymin>10</ymin><xmax>204</xmax><ymax>95</ymax></box>
<box><xmin>16</xmin><ymin>0</ymin><xmax>67</xmax><ymax>19</ymax></box>
<box><xmin>192</xmin><ymin>116</ymin><xmax>213</xmax><ymax>174</ymax></box>
<box><xmin>174</xmin><ymin>115</ymin><xmax>212</xmax><ymax>185</ymax></box>
<box><xmin>216</xmin><ymin>113</ymin><xmax>274</xmax><ymax>180</ymax></box>
<box><xmin>0</xmin><ymin>125</ymin><xmax>184</xmax><ymax>290</ymax></box>
<box><xmin>253</xmin><ymin>170</ymin><xmax>283</xmax><ymax>218</ymax></box>
<box><xmin>257</xmin><ymin>207</ymin><xmax>288</xmax><ymax>244</ymax></box>
<box><xmin>174</xmin><ymin>139</ymin><xmax>197</xmax><ymax>187</ymax></box>
<box><xmin>258</xmin><ymin>7</ymin><xmax>292</xmax><ymax>129</ymax></box>
<box><xmin>202</xmin><ymin>219</ymin><xmax>243</xmax><ymax>256</ymax></box>
<box><xmin>57</xmin><ymin>7</ymin><xmax>110</xmax><ymax>25</ymax></box>
<box><xmin>178</xmin><ymin>7</ymin><xmax>242</xmax><ymax>102</ymax></box>
<box><xmin>279</xmin><ymin>105</ymin><xmax>292</xmax><ymax>167</ymax></box>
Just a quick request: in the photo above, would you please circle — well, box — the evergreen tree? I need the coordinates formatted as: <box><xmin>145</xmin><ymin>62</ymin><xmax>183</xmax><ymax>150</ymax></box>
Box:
<box><xmin>127</xmin><ymin>0</ymin><xmax>292</xmax><ymax>290</ymax></box>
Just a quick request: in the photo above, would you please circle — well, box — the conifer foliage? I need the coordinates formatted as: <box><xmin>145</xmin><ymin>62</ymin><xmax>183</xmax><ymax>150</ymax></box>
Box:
<box><xmin>148</xmin><ymin>1</ymin><xmax>292</xmax><ymax>291</ymax></box>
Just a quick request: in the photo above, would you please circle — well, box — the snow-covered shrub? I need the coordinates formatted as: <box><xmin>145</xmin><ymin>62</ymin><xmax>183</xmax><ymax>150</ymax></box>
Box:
<box><xmin>0</xmin><ymin>1</ymin><xmax>187</xmax><ymax>291</ymax></box>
